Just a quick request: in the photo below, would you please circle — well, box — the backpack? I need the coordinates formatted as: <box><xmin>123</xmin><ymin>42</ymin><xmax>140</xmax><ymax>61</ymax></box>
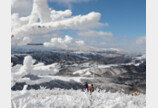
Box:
<box><xmin>91</xmin><ymin>87</ymin><xmax>94</xmax><ymax>92</ymax></box>
<box><xmin>90</xmin><ymin>86</ymin><xmax>94</xmax><ymax>92</ymax></box>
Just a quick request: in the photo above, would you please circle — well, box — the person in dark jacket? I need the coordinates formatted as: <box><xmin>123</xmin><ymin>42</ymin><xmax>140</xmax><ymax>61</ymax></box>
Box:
<box><xmin>84</xmin><ymin>82</ymin><xmax>89</xmax><ymax>92</ymax></box>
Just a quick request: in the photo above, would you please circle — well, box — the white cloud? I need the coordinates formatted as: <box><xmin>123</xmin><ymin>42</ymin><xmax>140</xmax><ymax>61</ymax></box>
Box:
<box><xmin>77</xmin><ymin>22</ymin><xmax>109</xmax><ymax>30</ymax></box>
<box><xmin>12</xmin><ymin>35</ymin><xmax>31</xmax><ymax>46</ymax></box>
<box><xmin>51</xmin><ymin>10</ymin><xmax>72</xmax><ymax>21</ymax></box>
<box><xmin>136</xmin><ymin>36</ymin><xmax>146</xmax><ymax>45</ymax></box>
<box><xmin>12</xmin><ymin>11</ymin><xmax>101</xmax><ymax>45</ymax></box>
<box><xmin>75</xmin><ymin>40</ymin><xmax>85</xmax><ymax>45</ymax></box>
<box><xmin>11</xmin><ymin>0</ymin><xmax>111</xmax><ymax>52</ymax></box>
<box><xmin>78</xmin><ymin>30</ymin><xmax>113</xmax><ymax>38</ymax></box>
<box><xmin>79</xmin><ymin>35</ymin><xmax>146</xmax><ymax>52</ymax></box>
<box><xmin>44</xmin><ymin>35</ymin><xmax>85</xmax><ymax>49</ymax></box>
<box><xmin>12</xmin><ymin>0</ymin><xmax>33</xmax><ymax>16</ymax></box>
<box><xmin>11</xmin><ymin>13</ymin><xmax>30</xmax><ymax>30</ymax></box>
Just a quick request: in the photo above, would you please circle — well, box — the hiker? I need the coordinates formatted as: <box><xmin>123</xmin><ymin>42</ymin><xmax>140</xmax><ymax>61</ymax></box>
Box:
<box><xmin>89</xmin><ymin>84</ymin><xmax>94</xmax><ymax>94</ymax></box>
<box><xmin>132</xmin><ymin>91</ymin><xmax>137</xmax><ymax>96</ymax></box>
<box><xmin>84</xmin><ymin>82</ymin><xmax>89</xmax><ymax>92</ymax></box>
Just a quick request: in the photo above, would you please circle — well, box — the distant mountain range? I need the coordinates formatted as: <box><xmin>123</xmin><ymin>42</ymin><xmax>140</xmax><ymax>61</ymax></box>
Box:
<box><xmin>11</xmin><ymin>48</ymin><xmax>146</xmax><ymax>93</ymax></box>
<box><xmin>11</xmin><ymin>48</ymin><xmax>144</xmax><ymax>66</ymax></box>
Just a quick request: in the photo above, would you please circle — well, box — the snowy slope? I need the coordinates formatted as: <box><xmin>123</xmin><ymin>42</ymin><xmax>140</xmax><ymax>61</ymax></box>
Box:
<box><xmin>12</xmin><ymin>88</ymin><xmax>145</xmax><ymax>108</ymax></box>
<box><xmin>11</xmin><ymin>54</ymin><xmax>146</xmax><ymax>107</ymax></box>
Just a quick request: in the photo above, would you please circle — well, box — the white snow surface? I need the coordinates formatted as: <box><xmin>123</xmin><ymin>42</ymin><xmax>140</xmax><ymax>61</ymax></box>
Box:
<box><xmin>12</xmin><ymin>88</ymin><xmax>146</xmax><ymax>108</ymax></box>
<box><xmin>11</xmin><ymin>56</ymin><xmax>92</xmax><ymax>86</ymax></box>
<box><xmin>11</xmin><ymin>55</ymin><xmax>146</xmax><ymax>108</ymax></box>
<box><xmin>11</xmin><ymin>55</ymin><xmax>143</xmax><ymax>86</ymax></box>
<box><xmin>11</xmin><ymin>56</ymin><xmax>60</xmax><ymax>86</ymax></box>
<box><xmin>12</xmin><ymin>56</ymin><xmax>59</xmax><ymax>76</ymax></box>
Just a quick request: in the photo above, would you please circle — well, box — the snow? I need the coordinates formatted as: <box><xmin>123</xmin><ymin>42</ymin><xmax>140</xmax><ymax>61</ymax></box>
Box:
<box><xmin>73</xmin><ymin>68</ymin><xmax>90</xmax><ymax>75</ymax></box>
<box><xmin>11</xmin><ymin>56</ymin><xmax>60</xmax><ymax>86</ymax></box>
<box><xmin>11</xmin><ymin>55</ymin><xmax>144</xmax><ymax>86</ymax></box>
<box><xmin>11</xmin><ymin>55</ymin><xmax>146</xmax><ymax>108</ymax></box>
<box><xmin>29</xmin><ymin>0</ymin><xmax>51</xmax><ymax>24</ymax></box>
<box><xmin>11</xmin><ymin>0</ymin><xmax>146</xmax><ymax>107</ymax></box>
<box><xmin>133</xmin><ymin>54</ymin><xmax>146</xmax><ymax>60</ymax></box>
<box><xmin>12</xmin><ymin>88</ymin><xmax>146</xmax><ymax>108</ymax></box>
<box><xmin>11</xmin><ymin>56</ymin><xmax>93</xmax><ymax>86</ymax></box>
<box><xmin>98</xmin><ymin>64</ymin><xmax>119</xmax><ymax>68</ymax></box>
<box><xmin>44</xmin><ymin>76</ymin><xmax>92</xmax><ymax>83</ymax></box>
<box><xmin>72</xmin><ymin>63</ymin><xmax>126</xmax><ymax>76</ymax></box>
<box><xmin>12</xmin><ymin>56</ymin><xmax>59</xmax><ymax>76</ymax></box>
<box><xmin>11</xmin><ymin>0</ymin><xmax>102</xmax><ymax>49</ymax></box>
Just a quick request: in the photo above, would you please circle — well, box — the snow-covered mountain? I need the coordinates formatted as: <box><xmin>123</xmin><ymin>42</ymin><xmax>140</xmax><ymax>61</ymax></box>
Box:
<box><xmin>11</xmin><ymin>48</ymin><xmax>143</xmax><ymax>66</ymax></box>
<box><xmin>11</xmin><ymin>49</ymin><xmax>146</xmax><ymax>108</ymax></box>
<box><xmin>11</xmin><ymin>50</ymin><xmax>145</xmax><ymax>90</ymax></box>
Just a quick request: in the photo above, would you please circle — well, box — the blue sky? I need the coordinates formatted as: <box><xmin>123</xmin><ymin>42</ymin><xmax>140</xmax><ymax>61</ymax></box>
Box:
<box><xmin>47</xmin><ymin>0</ymin><xmax>146</xmax><ymax>52</ymax></box>
<box><xmin>48</xmin><ymin>0</ymin><xmax>146</xmax><ymax>39</ymax></box>
<box><xmin>11</xmin><ymin>0</ymin><xmax>146</xmax><ymax>52</ymax></box>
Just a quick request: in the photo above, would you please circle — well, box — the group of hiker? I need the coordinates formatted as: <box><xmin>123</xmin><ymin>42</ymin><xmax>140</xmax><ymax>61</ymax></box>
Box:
<box><xmin>84</xmin><ymin>82</ymin><xmax>94</xmax><ymax>94</ymax></box>
<box><xmin>83</xmin><ymin>82</ymin><xmax>138</xmax><ymax>96</ymax></box>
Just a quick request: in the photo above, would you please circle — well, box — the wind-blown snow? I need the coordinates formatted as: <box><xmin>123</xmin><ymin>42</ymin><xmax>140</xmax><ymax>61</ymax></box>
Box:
<box><xmin>11</xmin><ymin>0</ymin><xmax>101</xmax><ymax>48</ymax></box>
<box><xmin>13</xmin><ymin>56</ymin><xmax>59</xmax><ymax>76</ymax></box>
<box><xmin>12</xmin><ymin>88</ymin><xmax>146</xmax><ymax>108</ymax></box>
<box><xmin>12</xmin><ymin>55</ymin><xmax>96</xmax><ymax>87</ymax></box>
<box><xmin>29</xmin><ymin>0</ymin><xmax>51</xmax><ymax>24</ymax></box>
<box><xmin>11</xmin><ymin>56</ymin><xmax>60</xmax><ymax>86</ymax></box>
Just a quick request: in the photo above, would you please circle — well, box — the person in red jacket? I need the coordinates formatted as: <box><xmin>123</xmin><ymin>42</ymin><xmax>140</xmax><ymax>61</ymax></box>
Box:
<box><xmin>89</xmin><ymin>84</ymin><xmax>94</xmax><ymax>94</ymax></box>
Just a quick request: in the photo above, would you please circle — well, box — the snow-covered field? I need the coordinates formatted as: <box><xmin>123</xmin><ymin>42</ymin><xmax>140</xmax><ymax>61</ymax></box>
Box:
<box><xmin>12</xmin><ymin>87</ymin><xmax>145</xmax><ymax>108</ymax></box>
<box><xmin>11</xmin><ymin>56</ymin><xmax>146</xmax><ymax>108</ymax></box>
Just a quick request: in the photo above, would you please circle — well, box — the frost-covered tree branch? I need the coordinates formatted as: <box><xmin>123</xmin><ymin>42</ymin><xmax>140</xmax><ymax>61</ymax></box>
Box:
<box><xmin>11</xmin><ymin>0</ymin><xmax>101</xmax><ymax>48</ymax></box>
